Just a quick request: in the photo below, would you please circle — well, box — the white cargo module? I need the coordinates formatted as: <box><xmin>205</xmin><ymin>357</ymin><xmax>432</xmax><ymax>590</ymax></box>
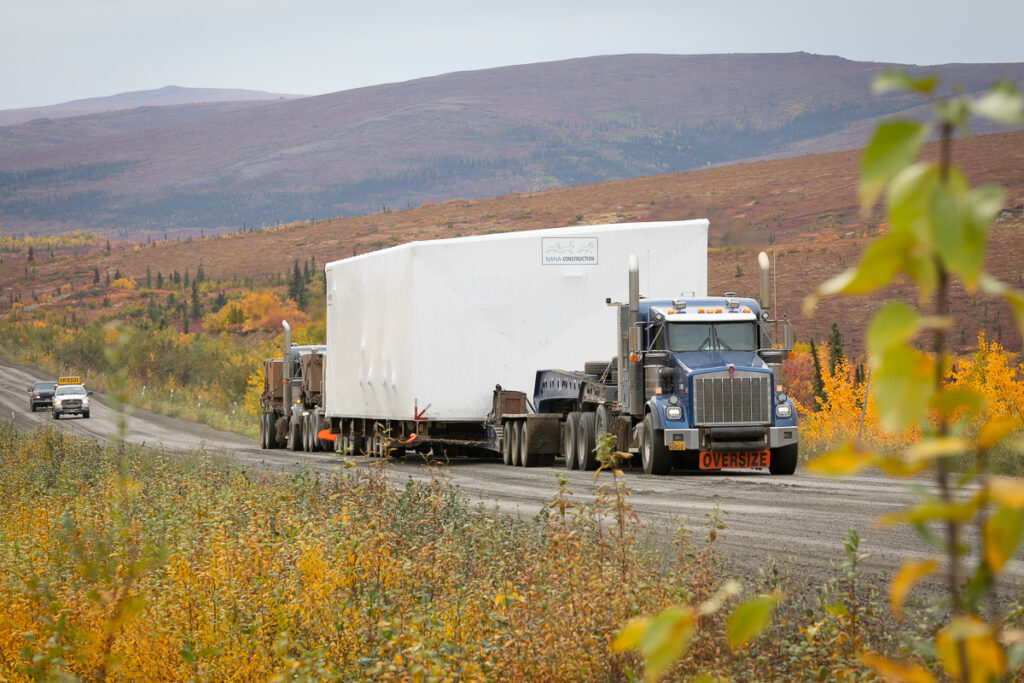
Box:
<box><xmin>324</xmin><ymin>220</ymin><xmax>708</xmax><ymax>423</ymax></box>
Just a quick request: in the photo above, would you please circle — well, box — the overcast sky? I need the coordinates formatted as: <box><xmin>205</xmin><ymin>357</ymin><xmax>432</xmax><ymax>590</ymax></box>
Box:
<box><xmin>2</xmin><ymin>0</ymin><xmax>1023</xmax><ymax>110</ymax></box>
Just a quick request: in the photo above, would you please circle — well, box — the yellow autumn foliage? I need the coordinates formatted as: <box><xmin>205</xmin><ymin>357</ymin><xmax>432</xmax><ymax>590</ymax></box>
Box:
<box><xmin>205</xmin><ymin>290</ymin><xmax>308</xmax><ymax>332</ymax></box>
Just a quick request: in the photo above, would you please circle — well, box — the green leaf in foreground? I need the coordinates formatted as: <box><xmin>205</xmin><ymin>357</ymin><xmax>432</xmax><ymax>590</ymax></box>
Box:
<box><xmin>727</xmin><ymin>592</ymin><xmax>780</xmax><ymax>650</ymax></box>
<box><xmin>872</xmin><ymin>69</ymin><xmax>938</xmax><ymax>96</ymax></box>
<box><xmin>868</xmin><ymin>301</ymin><xmax>921</xmax><ymax>362</ymax></box>
<box><xmin>873</xmin><ymin>345</ymin><xmax>934</xmax><ymax>432</ymax></box>
<box><xmin>859</xmin><ymin>120</ymin><xmax>929</xmax><ymax>210</ymax></box>
<box><xmin>614</xmin><ymin>606</ymin><xmax>695</xmax><ymax>682</ymax></box>
<box><xmin>971</xmin><ymin>81</ymin><xmax>1024</xmax><ymax>125</ymax></box>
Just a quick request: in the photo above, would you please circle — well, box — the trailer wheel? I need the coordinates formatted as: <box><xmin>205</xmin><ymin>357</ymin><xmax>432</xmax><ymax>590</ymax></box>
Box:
<box><xmin>641</xmin><ymin>413</ymin><xmax>672</xmax><ymax>475</ymax></box>
<box><xmin>577</xmin><ymin>412</ymin><xmax>598</xmax><ymax>471</ymax></box>
<box><xmin>267</xmin><ymin>414</ymin><xmax>280</xmax><ymax>449</ymax></box>
<box><xmin>501</xmin><ymin>421</ymin><xmax>514</xmax><ymax>465</ymax></box>
<box><xmin>769</xmin><ymin>444</ymin><xmax>798</xmax><ymax>475</ymax></box>
<box><xmin>563</xmin><ymin>412</ymin><xmax>580</xmax><ymax>470</ymax></box>
<box><xmin>508</xmin><ymin>421</ymin><xmax>521</xmax><ymax>466</ymax></box>
<box><xmin>307</xmin><ymin>415</ymin><xmax>317</xmax><ymax>451</ymax></box>
<box><xmin>595</xmin><ymin>404</ymin><xmax>611</xmax><ymax>436</ymax></box>
<box><xmin>519</xmin><ymin>420</ymin><xmax>539</xmax><ymax>467</ymax></box>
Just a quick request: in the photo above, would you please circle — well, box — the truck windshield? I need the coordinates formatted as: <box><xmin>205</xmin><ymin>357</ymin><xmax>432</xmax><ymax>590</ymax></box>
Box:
<box><xmin>666</xmin><ymin>321</ymin><xmax>756</xmax><ymax>352</ymax></box>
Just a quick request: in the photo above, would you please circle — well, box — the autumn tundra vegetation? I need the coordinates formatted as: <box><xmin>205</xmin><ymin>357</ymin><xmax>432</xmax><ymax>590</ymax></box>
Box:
<box><xmin>1</xmin><ymin>75</ymin><xmax>1024</xmax><ymax>680</ymax></box>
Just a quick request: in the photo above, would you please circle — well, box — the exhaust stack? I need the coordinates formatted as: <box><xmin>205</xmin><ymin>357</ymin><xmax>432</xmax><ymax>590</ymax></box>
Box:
<box><xmin>628</xmin><ymin>255</ymin><xmax>644</xmax><ymax>417</ymax></box>
<box><xmin>758</xmin><ymin>251</ymin><xmax>771</xmax><ymax>315</ymax></box>
<box><xmin>282</xmin><ymin>320</ymin><xmax>292</xmax><ymax>413</ymax></box>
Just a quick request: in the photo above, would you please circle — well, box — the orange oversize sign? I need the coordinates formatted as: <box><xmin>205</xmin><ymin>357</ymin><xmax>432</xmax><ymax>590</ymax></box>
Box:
<box><xmin>699</xmin><ymin>450</ymin><xmax>770</xmax><ymax>470</ymax></box>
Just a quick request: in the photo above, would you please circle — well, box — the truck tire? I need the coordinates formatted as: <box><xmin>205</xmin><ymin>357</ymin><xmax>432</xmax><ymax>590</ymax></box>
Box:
<box><xmin>269</xmin><ymin>413</ymin><xmax>282</xmax><ymax>449</ymax></box>
<box><xmin>563</xmin><ymin>412</ymin><xmax>580</xmax><ymax>470</ymax></box>
<box><xmin>302</xmin><ymin>414</ymin><xmax>314</xmax><ymax>452</ymax></box>
<box><xmin>770</xmin><ymin>443</ymin><xmax>799</xmax><ymax>475</ymax></box>
<box><xmin>502</xmin><ymin>420</ymin><xmax>514</xmax><ymax>466</ymax></box>
<box><xmin>83</xmin><ymin>410</ymin><xmax>90</xmax><ymax>419</ymax></box>
<box><xmin>52</xmin><ymin>411</ymin><xmax>60</xmax><ymax>420</ymax></box>
<box><xmin>641</xmin><ymin>413</ymin><xmax>672</xmax><ymax>475</ymax></box>
<box><xmin>508</xmin><ymin>421</ymin><xmax>521</xmax><ymax>467</ymax></box>
<box><xmin>290</xmin><ymin>420</ymin><xmax>302</xmax><ymax>451</ymax></box>
<box><xmin>577</xmin><ymin>412</ymin><xmax>598</xmax><ymax>471</ymax></box>
<box><xmin>260</xmin><ymin>413</ymin><xmax>268</xmax><ymax>449</ymax></box>
<box><xmin>519</xmin><ymin>420</ymin><xmax>539</xmax><ymax>467</ymax></box>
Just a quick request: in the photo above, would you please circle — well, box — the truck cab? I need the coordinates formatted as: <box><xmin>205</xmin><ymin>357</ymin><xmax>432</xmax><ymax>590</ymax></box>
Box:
<box><xmin>637</xmin><ymin>296</ymin><xmax>798</xmax><ymax>474</ymax></box>
<box><xmin>527</xmin><ymin>252</ymin><xmax>799</xmax><ymax>476</ymax></box>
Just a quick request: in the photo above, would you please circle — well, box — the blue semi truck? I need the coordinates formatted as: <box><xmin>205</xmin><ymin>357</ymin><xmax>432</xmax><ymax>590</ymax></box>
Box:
<box><xmin>499</xmin><ymin>252</ymin><xmax>799</xmax><ymax>475</ymax></box>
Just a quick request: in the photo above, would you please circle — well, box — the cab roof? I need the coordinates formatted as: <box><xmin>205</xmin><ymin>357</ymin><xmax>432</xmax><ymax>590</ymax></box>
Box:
<box><xmin>641</xmin><ymin>296</ymin><xmax>760</xmax><ymax>323</ymax></box>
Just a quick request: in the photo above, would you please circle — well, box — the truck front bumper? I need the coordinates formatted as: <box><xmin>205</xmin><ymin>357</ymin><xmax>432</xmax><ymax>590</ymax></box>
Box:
<box><xmin>662</xmin><ymin>427</ymin><xmax>798</xmax><ymax>450</ymax></box>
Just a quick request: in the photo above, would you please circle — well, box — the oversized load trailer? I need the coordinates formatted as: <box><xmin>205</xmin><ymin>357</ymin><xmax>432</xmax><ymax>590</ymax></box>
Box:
<box><xmin>324</xmin><ymin>220</ymin><xmax>708</xmax><ymax>456</ymax></box>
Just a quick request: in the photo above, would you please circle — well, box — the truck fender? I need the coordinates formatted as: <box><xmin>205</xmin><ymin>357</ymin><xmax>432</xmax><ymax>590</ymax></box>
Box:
<box><xmin>644</xmin><ymin>398</ymin><xmax>664</xmax><ymax>430</ymax></box>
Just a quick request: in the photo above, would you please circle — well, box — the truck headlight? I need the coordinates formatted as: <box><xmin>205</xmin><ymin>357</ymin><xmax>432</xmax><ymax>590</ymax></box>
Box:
<box><xmin>82</xmin><ymin>398</ymin><xmax>89</xmax><ymax>406</ymax></box>
<box><xmin>665</xmin><ymin>406</ymin><xmax>682</xmax><ymax>420</ymax></box>
<box><xmin>775</xmin><ymin>404</ymin><xmax>792</xmax><ymax>418</ymax></box>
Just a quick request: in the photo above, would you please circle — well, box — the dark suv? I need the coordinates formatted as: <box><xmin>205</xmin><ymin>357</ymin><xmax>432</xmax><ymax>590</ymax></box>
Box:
<box><xmin>28</xmin><ymin>381</ymin><xmax>57</xmax><ymax>411</ymax></box>
<box><xmin>52</xmin><ymin>384</ymin><xmax>92</xmax><ymax>419</ymax></box>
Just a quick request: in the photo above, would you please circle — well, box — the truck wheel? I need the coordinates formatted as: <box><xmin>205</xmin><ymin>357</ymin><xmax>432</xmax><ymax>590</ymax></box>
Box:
<box><xmin>770</xmin><ymin>444</ymin><xmax>799</xmax><ymax>475</ymax></box>
<box><xmin>260</xmin><ymin>413</ymin><xmax>269</xmax><ymax>449</ymax></box>
<box><xmin>563</xmin><ymin>412</ymin><xmax>580</xmax><ymax>470</ymax></box>
<box><xmin>508</xmin><ymin>421</ymin><xmax>521</xmax><ymax>467</ymax></box>
<box><xmin>502</xmin><ymin>421</ymin><xmax>514</xmax><ymax>465</ymax></box>
<box><xmin>641</xmin><ymin>414</ymin><xmax>672</xmax><ymax>475</ymax></box>
<box><xmin>519</xmin><ymin>420</ymin><xmax>539</xmax><ymax>467</ymax></box>
<box><xmin>270</xmin><ymin>414</ymin><xmax>282</xmax><ymax>449</ymax></box>
<box><xmin>83</xmin><ymin>410</ymin><xmax>90</xmax><ymax>419</ymax></box>
<box><xmin>577</xmin><ymin>412</ymin><xmax>598</xmax><ymax>471</ymax></box>
<box><xmin>303</xmin><ymin>415</ymin><xmax>314</xmax><ymax>452</ymax></box>
<box><xmin>52</xmin><ymin>411</ymin><xmax>60</xmax><ymax>420</ymax></box>
<box><xmin>290</xmin><ymin>420</ymin><xmax>302</xmax><ymax>451</ymax></box>
<box><xmin>595</xmin><ymin>405</ymin><xmax>622</xmax><ymax>467</ymax></box>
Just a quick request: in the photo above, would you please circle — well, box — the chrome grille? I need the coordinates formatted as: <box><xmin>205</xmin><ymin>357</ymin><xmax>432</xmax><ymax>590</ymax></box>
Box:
<box><xmin>693</xmin><ymin>371</ymin><xmax>770</xmax><ymax>425</ymax></box>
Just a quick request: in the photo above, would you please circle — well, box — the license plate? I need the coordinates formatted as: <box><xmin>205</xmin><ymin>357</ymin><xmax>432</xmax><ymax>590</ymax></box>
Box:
<box><xmin>668</xmin><ymin>441</ymin><xmax>686</xmax><ymax>451</ymax></box>
<box><xmin>698</xmin><ymin>450</ymin><xmax>770</xmax><ymax>470</ymax></box>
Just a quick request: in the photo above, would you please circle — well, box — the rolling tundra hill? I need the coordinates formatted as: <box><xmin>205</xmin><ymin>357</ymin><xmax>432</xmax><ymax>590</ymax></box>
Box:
<box><xmin>3</xmin><ymin>128</ymin><xmax>1022</xmax><ymax>354</ymax></box>
<box><xmin>2</xmin><ymin>53</ymin><xmax>1022</xmax><ymax>238</ymax></box>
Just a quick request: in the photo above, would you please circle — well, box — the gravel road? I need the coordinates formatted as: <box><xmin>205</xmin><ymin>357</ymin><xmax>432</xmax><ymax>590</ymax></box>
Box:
<box><xmin>3</xmin><ymin>357</ymin><xmax>1021</xmax><ymax>600</ymax></box>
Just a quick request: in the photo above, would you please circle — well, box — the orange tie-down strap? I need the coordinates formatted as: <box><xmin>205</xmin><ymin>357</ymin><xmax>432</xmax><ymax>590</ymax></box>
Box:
<box><xmin>316</xmin><ymin>430</ymin><xmax>418</xmax><ymax>444</ymax></box>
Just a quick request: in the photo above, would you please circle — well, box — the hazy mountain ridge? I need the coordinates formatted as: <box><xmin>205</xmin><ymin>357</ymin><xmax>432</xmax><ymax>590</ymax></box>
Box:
<box><xmin>2</xmin><ymin>53</ymin><xmax>1022</xmax><ymax>237</ymax></box>
<box><xmin>0</xmin><ymin>85</ymin><xmax>301</xmax><ymax>127</ymax></box>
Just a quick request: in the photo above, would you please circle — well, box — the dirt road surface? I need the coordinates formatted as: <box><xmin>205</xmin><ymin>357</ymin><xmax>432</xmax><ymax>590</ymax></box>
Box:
<box><xmin>2</xmin><ymin>357</ymin><xmax>1021</xmax><ymax>600</ymax></box>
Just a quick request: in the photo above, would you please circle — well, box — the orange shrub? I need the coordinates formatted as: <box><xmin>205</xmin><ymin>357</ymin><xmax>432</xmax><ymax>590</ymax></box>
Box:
<box><xmin>948</xmin><ymin>333</ymin><xmax>1024</xmax><ymax>430</ymax></box>
<box><xmin>205</xmin><ymin>290</ymin><xmax>307</xmax><ymax>331</ymax></box>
